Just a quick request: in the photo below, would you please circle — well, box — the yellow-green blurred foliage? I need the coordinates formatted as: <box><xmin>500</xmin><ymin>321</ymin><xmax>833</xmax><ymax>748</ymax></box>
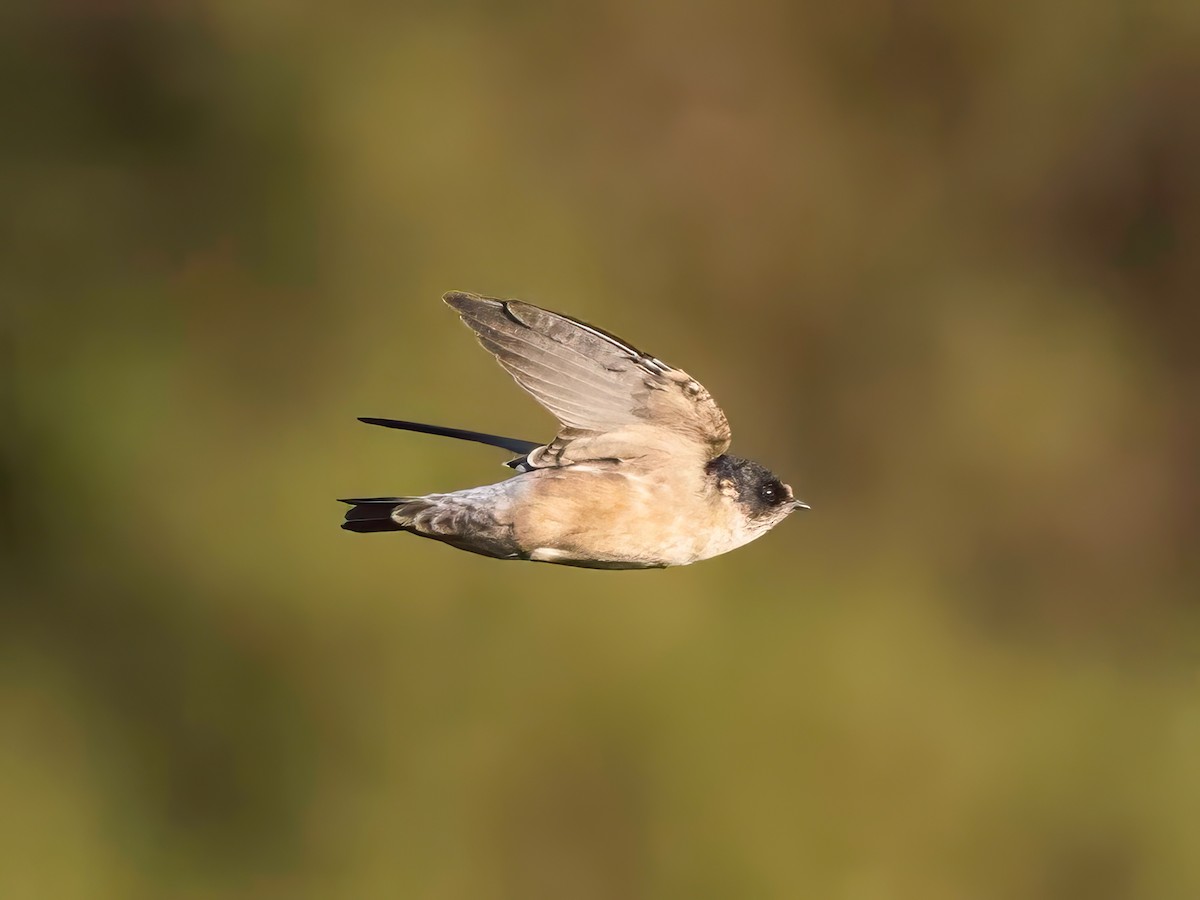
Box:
<box><xmin>4</xmin><ymin>1</ymin><xmax>1200</xmax><ymax>897</ymax></box>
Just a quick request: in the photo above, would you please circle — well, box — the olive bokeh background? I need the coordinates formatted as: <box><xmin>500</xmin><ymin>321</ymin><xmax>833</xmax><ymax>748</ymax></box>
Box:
<box><xmin>4</xmin><ymin>2</ymin><xmax>1199</xmax><ymax>898</ymax></box>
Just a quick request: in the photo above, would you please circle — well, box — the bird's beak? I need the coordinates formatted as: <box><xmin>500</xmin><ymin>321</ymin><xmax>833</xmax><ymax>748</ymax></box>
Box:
<box><xmin>792</xmin><ymin>499</ymin><xmax>810</xmax><ymax>511</ymax></box>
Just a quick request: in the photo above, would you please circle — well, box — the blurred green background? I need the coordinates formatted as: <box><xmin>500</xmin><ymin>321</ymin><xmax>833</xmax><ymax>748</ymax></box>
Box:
<box><xmin>4</xmin><ymin>1</ymin><xmax>1199</xmax><ymax>897</ymax></box>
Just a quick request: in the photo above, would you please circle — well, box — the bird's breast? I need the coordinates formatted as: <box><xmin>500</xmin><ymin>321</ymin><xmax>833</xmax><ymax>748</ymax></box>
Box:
<box><xmin>511</xmin><ymin>464</ymin><xmax>723</xmax><ymax>567</ymax></box>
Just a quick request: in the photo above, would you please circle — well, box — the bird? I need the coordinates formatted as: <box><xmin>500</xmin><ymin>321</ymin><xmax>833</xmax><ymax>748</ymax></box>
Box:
<box><xmin>339</xmin><ymin>292</ymin><xmax>808</xmax><ymax>569</ymax></box>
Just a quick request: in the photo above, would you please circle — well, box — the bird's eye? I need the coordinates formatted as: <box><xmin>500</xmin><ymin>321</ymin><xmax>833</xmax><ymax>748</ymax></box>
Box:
<box><xmin>759</xmin><ymin>482</ymin><xmax>779</xmax><ymax>504</ymax></box>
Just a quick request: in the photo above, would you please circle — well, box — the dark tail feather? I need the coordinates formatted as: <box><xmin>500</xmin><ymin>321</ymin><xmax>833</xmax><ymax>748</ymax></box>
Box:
<box><xmin>357</xmin><ymin>417</ymin><xmax>539</xmax><ymax>456</ymax></box>
<box><xmin>339</xmin><ymin>497</ymin><xmax>406</xmax><ymax>533</ymax></box>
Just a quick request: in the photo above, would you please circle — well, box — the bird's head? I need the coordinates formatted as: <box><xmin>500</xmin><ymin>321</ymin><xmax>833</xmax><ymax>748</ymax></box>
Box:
<box><xmin>708</xmin><ymin>454</ymin><xmax>808</xmax><ymax>535</ymax></box>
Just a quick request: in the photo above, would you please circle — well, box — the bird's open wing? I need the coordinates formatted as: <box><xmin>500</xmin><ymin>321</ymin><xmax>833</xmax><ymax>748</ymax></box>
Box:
<box><xmin>445</xmin><ymin>292</ymin><xmax>732</xmax><ymax>468</ymax></box>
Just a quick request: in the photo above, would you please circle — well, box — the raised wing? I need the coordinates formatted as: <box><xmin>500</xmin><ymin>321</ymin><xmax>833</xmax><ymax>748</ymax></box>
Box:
<box><xmin>444</xmin><ymin>291</ymin><xmax>731</xmax><ymax>467</ymax></box>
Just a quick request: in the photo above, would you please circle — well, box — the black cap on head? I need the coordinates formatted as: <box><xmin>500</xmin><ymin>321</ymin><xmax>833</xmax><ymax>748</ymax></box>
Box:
<box><xmin>707</xmin><ymin>454</ymin><xmax>791</xmax><ymax>517</ymax></box>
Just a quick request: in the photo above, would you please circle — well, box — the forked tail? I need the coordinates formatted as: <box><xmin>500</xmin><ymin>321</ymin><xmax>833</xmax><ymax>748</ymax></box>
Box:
<box><xmin>339</xmin><ymin>497</ymin><xmax>410</xmax><ymax>533</ymax></box>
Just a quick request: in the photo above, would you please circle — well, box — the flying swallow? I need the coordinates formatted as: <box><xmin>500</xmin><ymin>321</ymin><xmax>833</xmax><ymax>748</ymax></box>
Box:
<box><xmin>340</xmin><ymin>292</ymin><xmax>807</xmax><ymax>568</ymax></box>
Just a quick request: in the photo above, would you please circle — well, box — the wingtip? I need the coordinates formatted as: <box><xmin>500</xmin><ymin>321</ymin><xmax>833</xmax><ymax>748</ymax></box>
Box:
<box><xmin>443</xmin><ymin>290</ymin><xmax>484</xmax><ymax>310</ymax></box>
